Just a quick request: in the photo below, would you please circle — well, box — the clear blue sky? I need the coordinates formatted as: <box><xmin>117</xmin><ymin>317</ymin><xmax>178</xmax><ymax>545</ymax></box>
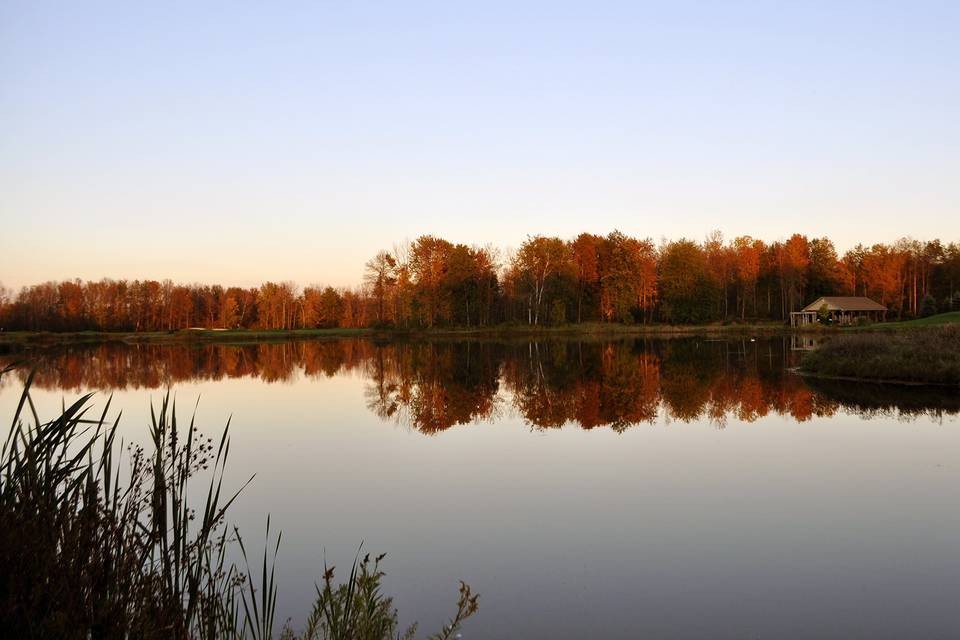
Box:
<box><xmin>2</xmin><ymin>1</ymin><xmax>958</xmax><ymax>290</ymax></box>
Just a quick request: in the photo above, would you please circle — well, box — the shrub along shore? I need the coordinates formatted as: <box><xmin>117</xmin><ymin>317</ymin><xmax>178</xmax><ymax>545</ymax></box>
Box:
<box><xmin>800</xmin><ymin>325</ymin><xmax>960</xmax><ymax>386</ymax></box>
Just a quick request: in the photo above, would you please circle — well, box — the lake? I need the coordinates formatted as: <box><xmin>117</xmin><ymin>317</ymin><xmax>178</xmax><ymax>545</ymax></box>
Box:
<box><xmin>2</xmin><ymin>336</ymin><xmax>959</xmax><ymax>639</ymax></box>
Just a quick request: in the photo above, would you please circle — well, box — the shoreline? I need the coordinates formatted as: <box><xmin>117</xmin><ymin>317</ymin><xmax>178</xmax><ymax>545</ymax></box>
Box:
<box><xmin>797</xmin><ymin>326</ymin><xmax>960</xmax><ymax>386</ymax></box>
<box><xmin>792</xmin><ymin>367</ymin><xmax>960</xmax><ymax>388</ymax></box>
<box><xmin>0</xmin><ymin>322</ymin><xmax>815</xmax><ymax>345</ymax></box>
<box><xmin>2</xmin><ymin>314</ymin><xmax>956</xmax><ymax>346</ymax></box>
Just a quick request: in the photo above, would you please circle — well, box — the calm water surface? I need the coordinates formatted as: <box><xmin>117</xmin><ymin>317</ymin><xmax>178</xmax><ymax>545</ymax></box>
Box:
<box><xmin>2</xmin><ymin>337</ymin><xmax>959</xmax><ymax>639</ymax></box>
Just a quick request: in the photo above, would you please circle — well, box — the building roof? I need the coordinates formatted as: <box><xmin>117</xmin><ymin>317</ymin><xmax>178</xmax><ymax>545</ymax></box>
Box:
<box><xmin>801</xmin><ymin>296</ymin><xmax>887</xmax><ymax>312</ymax></box>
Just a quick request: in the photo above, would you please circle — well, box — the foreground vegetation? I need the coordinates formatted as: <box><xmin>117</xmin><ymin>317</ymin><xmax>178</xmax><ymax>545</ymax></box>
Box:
<box><xmin>0</xmin><ymin>365</ymin><xmax>477</xmax><ymax>639</ymax></box>
<box><xmin>801</xmin><ymin>326</ymin><xmax>960</xmax><ymax>385</ymax></box>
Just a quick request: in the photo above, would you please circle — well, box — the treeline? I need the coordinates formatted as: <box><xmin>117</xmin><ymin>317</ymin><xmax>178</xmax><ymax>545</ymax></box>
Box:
<box><xmin>2</xmin><ymin>232</ymin><xmax>959</xmax><ymax>331</ymax></box>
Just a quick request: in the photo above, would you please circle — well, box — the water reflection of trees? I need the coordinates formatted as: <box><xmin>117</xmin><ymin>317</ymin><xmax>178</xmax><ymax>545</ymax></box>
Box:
<box><xmin>3</xmin><ymin>338</ymin><xmax>957</xmax><ymax>432</ymax></box>
<box><xmin>801</xmin><ymin>376</ymin><xmax>960</xmax><ymax>420</ymax></box>
<box><xmin>364</xmin><ymin>342</ymin><xmax>502</xmax><ymax>434</ymax></box>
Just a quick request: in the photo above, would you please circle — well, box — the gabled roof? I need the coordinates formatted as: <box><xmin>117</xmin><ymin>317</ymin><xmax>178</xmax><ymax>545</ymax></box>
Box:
<box><xmin>801</xmin><ymin>296</ymin><xmax>887</xmax><ymax>312</ymax></box>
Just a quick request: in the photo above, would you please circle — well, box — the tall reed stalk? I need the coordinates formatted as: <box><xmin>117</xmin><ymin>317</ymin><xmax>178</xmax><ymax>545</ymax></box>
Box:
<box><xmin>0</xmin><ymin>364</ymin><xmax>477</xmax><ymax>639</ymax></box>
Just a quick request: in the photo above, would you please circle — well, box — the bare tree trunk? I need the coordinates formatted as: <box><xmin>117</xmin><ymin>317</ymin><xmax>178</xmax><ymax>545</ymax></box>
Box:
<box><xmin>577</xmin><ymin>282</ymin><xmax>582</xmax><ymax>324</ymax></box>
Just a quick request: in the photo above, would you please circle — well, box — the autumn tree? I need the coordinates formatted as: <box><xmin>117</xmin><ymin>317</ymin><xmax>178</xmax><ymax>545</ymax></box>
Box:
<box><xmin>340</xmin><ymin>287</ymin><xmax>369</xmax><ymax>328</ymax></box>
<box><xmin>512</xmin><ymin>235</ymin><xmax>570</xmax><ymax>325</ymax></box>
<box><xmin>806</xmin><ymin>237</ymin><xmax>841</xmax><ymax>300</ymax></box>
<box><xmin>861</xmin><ymin>243</ymin><xmax>907</xmax><ymax>316</ymax></box>
<box><xmin>301</xmin><ymin>286</ymin><xmax>325</xmax><ymax>328</ymax></box>
<box><xmin>318</xmin><ymin>287</ymin><xmax>345</xmax><ymax>327</ymax></box>
<box><xmin>364</xmin><ymin>250</ymin><xmax>397</xmax><ymax>325</ymax></box>
<box><xmin>658</xmin><ymin>239</ymin><xmax>717</xmax><ymax>323</ymax></box>
<box><xmin>409</xmin><ymin>236</ymin><xmax>453</xmax><ymax>327</ymax></box>
<box><xmin>777</xmin><ymin>234</ymin><xmax>810</xmax><ymax>316</ymax></box>
<box><xmin>391</xmin><ymin>242</ymin><xmax>415</xmax><ymax>328</ymax></box>
<box><xmin>445</xmin><ymin>244</ymin><xmax>479</xmax><ymax>325</ymax></box>
<box><xmin>901</xmin><ymin>239</ymin><xmax>943</xmax><ymax>316</ymax></box>
<box><xmin>217</xmin><ymin>286</ymin><xmax>240</xmax><ymax>328</ymax></box>
<box><xmin>839</xmin><ymin>244</ymin><xmax>866</xmax><ymax>296</ymax></box>
<box><xmin>704</xmin><ymin>231</ymin><xmax>735</xmax><ymax>318</ymax></box>
<box><xmin>257</xmin><ymin>281</ymin><xmax>298</xmax><ymax>329</ymax></box>
<box><xmin>598</xmin><ymin>231</ymin><xmax>657</xmax><ymax>323</ymax></box>
<box><xmin>131</xmin><ymin>280</ymin><xmax>161</xmax><ymax>330</ymax></box>
<box><xmin>571</xmin><ymin>233</ymin><xmax>602</xmax><ymax>323</ymax></box>
<box><xmin>732</xmin><ymin>236</ymin><xmax>762</xmax><ymax>319</ymax></box>
<box><xmin>300</xmin><ymin>285</ymin><xmax>345</xmax><ymax>328</ymax></box>
<box><xmin>57</xmin><ymin>280</ymin><xmax>87</xmax><ymax>330</ymax></box>
<box><xmin>473</xmin><ymin>245</ymin><xmax>500</xmax><ymax>326</ymax></box>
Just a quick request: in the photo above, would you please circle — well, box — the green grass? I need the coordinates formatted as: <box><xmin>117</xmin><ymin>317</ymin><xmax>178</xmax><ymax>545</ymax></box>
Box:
<box><xmin>875</xmin><ymin>311</ymin><xmax>960</xmax><ymax>328</ymax></box>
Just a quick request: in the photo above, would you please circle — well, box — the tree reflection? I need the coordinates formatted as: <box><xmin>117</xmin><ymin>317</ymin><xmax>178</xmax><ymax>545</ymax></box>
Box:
<box><xmin>364</xmin><ymin>342</ymin><xmax>501</xmax><ymax>434</ymax></box>
<box><xmin>2</xmin><ymin>337</ymin><xmax>957</xmax><ymax>432</ymax></box>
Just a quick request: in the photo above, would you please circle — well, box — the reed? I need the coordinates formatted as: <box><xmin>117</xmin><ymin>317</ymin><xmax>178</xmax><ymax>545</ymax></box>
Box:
<box><xmin>0</xmin><ymin>364</ymin><xmax>477</xmax><ymax>639</ymax></box>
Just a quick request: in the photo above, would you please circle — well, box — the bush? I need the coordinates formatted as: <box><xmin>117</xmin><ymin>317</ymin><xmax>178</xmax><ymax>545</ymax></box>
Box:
<box><xmin>284</xmin><ymin>555</ymin><xmax>477</xmax><ymax>640</ymax></box>
<box><xmin>817</xmin><ymin>304</ymin><xmax>831</xmax><ymax>324</ymax></box>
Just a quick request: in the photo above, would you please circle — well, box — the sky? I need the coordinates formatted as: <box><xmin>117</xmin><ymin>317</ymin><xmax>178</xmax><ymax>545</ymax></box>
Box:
<box><xmin>1</xmin><ymin>0</ymin><xmax>958</xmax><ymax>290</ymax></box>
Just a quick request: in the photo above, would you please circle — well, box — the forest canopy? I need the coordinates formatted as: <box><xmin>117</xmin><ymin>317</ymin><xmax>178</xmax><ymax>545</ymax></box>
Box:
<box><xmin>2</xmin><ymin>232</ymin><xmax>959</xmax><ymax>331</ymax></box>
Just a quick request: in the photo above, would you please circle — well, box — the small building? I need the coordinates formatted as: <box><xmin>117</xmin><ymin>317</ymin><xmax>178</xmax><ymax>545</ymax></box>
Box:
<box><xmin>790</xmin><ymin>296</ymin><xmax>887</xmax><ymax>327</ymax></box>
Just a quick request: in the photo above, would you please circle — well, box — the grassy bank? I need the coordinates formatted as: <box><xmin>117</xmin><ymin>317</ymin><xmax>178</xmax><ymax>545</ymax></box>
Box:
<box><xmin>800</xmin><ymin>325</ymin><xmax>960</xmax><ymax>385</ymax></box>
<box><xmin>6</xmin><ymin>314</ymin><xmax>959</xmax><ymax>347</ymax></box>
<box><xmin>866</xmin><ymin>310</ymin><xmax>960</xmax><ymax>329</ymax></box>
<box><xmin>0</xmin><ymin>320</ymin><xmax>808</xmax><ymax>346</ymax></box>
<box><xmin>0</xmin><ymin>327</ymin><xmax>375</xmax><ymax>346</ymax></box>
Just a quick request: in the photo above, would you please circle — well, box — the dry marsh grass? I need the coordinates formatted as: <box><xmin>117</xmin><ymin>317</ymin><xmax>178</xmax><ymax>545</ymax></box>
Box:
<box><xmin>801</xmin><ymin>326</ymin><xmax>960</xmax><ymax>385</ymax></box>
